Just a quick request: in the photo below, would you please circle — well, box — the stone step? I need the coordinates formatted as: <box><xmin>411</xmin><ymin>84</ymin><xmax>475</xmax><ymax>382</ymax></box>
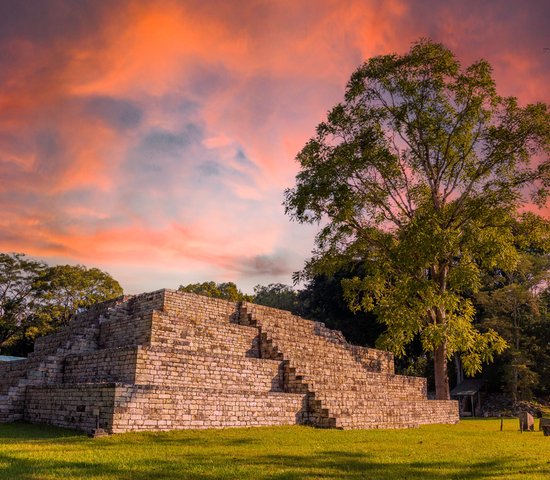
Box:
<box><xmin>63</xmin><ymin>346</ymin><xmax>285</xmax><ymax>393</ymax></box>
<box><xmin>295</xmin><ymin>376</ymin><xmax>426</xmax><ymax>398</ymax></box>
<box><xmin>319</xmin><ymin>398</ymin><xmax>458</xmax><ymax>429</ymax></box>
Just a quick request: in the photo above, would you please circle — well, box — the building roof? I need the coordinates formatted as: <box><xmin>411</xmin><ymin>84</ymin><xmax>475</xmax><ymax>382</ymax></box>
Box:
<box><xmin>451</xmin><ymin>379</ymin><xmax>485</xmax><ymax>397</ymax></box>
<box><xmin>0</xmin><ymin>355</ymin><xmax>25</xmax><ymax>362</ymax></box>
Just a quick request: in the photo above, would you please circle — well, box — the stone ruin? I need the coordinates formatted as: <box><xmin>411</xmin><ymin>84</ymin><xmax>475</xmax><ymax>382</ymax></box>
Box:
<box><xmin>0</xmin><ymin>289</ymin><xmax>459</xmax><ymax>433</ymax></box>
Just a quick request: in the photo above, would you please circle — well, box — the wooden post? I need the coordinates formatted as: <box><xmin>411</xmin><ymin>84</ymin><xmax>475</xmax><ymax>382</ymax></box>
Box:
<box><xmin>500</xmin><ymin>415</ymin><xmax>503</xmax><ymax>432</ymax></box>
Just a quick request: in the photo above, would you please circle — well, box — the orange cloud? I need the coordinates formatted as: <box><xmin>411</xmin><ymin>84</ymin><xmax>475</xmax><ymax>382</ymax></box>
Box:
<box><xmin>0</xmin><ymin>0</ymin><xmax>548</xmax><ymax>293</ymax></box>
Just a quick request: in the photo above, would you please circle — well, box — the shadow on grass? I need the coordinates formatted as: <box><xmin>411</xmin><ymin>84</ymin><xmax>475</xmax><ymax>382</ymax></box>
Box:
<box><xmin>0</xmin><ymin>448</ymin><xmax>547</xmax><ymax>480</ymax></box>
<box><xmin>0</xmin><ymin>424</ymin><xmax>549</xmax><ymax>479</ymax></box>
<box><xmin>134</xmin><ymin>431</ymin><xmax>259</xmax><ymax>447</ymax></box>
<box><xmin>0</xmin><ymin>422</ymin><xmax>85</xmax><ymax>441</ymax></box>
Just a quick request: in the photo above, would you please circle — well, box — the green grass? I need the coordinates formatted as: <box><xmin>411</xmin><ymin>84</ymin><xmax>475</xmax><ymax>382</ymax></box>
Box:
<box><xmin>0</xmin><ymin>419</ymin><xmax>549</xmax><ymax>479</ymax></box>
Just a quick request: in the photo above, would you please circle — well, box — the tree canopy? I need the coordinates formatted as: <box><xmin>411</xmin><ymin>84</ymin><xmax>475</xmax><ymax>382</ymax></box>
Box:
<box><xmin>0</xmin><ymin>253</ymin><xmax>123</xmax><ymax>355</ymax></box>
<box><xmin>253</xmin><ymin>283</ymin><xmax>301</xmax><ymax>313</ymax></box>
<box><xmin>178</xmin><ymin>281</ymin><xmax>252</xmax><ymax>302</ymax></box>
<box><xmin>0</xmin><ymin>253</ymin><xmax>46</xmax><ymax>350</ymax></box>
<box><xmin>284</xmin><ymin>39</ymin><xmax>550</xmax><ymax>399</ymax></box>
<box><xmin>34</xmin><ymin>264</ymin><xmax>123</xmax><ymax>328</ymax></box>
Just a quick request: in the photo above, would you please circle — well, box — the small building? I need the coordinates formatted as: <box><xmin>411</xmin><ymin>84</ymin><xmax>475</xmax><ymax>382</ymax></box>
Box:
<box><xmin>0</xmin><ymin>356</ymin><xmax>25</xmax><ymax>362</ymax></box>
<box><xmin>451</xmin><ymin>379</ymin><xmax>485</xmax><ymax>417</ymax></box>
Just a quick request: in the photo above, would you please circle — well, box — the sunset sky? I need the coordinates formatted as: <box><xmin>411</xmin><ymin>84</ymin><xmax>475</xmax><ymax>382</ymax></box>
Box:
<box><xmin>1</xmin><ymin>0</ymin><xmax>549</xmax><ymax>294</ymax></box>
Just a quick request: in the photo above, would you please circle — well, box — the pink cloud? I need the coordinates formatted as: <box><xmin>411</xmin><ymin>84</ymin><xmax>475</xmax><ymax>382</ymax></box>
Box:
<box><xmin>0</xmin><ymin>0</ymin><xmax>548</xmax><ymax>293</ymax></box>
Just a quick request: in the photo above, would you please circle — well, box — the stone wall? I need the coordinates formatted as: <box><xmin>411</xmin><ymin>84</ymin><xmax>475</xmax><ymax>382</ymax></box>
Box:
<box><xmin>149</xmin><ymin>311</ymin><xmax>259</xmax><ymax>357</ymax></box>
<box><xmin>0</xmin><ymin>360</ymin><xmax>28</xmax><ymax>395</ymax></box>
<box><xmin>162</xmin><ymin>290</ymin><xmax>237</xmax><ymax>322</ymax></box>
<box><xmin>25</xmin><ymin>384</ymin><xmax>117</xmax><ymax>431</ymax></box>
<box><xmin>99</xmin><ymin>291</ymin><xmax>165</xmax><ymax>349</ymax></box>
<box><xmin>134</xmin><ymin>347</ymin><xmax>283</xmax><ymax>392</ymax></box>
<box><xmin>349</xmin><ymin>345</ymin><xmax>394</xmax><ymax>375</ymax></box>
<box><xmin>111</xmin><ymin>386</ymin><xmax>306</xmax><ymax>432</ymax></box>
<box><xmin>63</xmin><ymin>348</ymin><xmax>139</xmax><ymax>384</ymax></box>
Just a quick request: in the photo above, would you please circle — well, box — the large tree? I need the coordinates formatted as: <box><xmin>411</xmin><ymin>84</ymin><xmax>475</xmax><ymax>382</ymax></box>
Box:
<box><xmin>0</xmin><ymin>253</ymin><xmax>46</xmax><ymax>350</ymax></box>
<box><xmin>284</xmin><ymin>39</ymin><xmax>550</xmax><ymax>399</ymax></box>
<box><xmin>0</xmin><ymin>254</ymin><xmax>123</xmax><ymax>355</ymax></box>
<box><xmin>35</xmin><ymin>264</ymin><xmax>123</xmax><ymax>328</ymax></box>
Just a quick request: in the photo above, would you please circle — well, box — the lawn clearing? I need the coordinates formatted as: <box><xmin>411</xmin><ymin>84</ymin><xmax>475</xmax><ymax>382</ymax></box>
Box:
<box><xmin>0</xmin><ymin>419</ymin><xmax>548</xmax><ymax>479</ymax></box>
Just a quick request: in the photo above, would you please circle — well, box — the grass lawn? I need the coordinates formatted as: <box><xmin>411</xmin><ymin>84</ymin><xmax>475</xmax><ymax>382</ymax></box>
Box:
<box><xmin>0</xmin><ymin>419</ymin><xmax>549</xmax><ymax>479</ymax></box>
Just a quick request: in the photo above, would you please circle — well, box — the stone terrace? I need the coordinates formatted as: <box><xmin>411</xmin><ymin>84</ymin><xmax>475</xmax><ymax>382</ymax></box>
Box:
<box><xmin>0</xmin><ymin>289</ymin><xmax>459</xmax><ymax>433</ymax></box>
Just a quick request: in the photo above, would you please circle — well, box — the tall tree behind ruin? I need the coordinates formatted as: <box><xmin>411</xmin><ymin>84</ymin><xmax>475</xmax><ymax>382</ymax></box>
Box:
<box><xmin>284</xmin><ymin>39</ymin><xmax>550</xmax><ymax>400</ymax></box>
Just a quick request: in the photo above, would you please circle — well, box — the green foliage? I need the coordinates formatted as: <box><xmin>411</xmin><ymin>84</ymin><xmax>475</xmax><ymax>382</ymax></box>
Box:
<box><xmin>178</xmin><ymin>281</ymin><xmax>252</xmax><ymax>302</ymax></box>
<box><xmin>0</xmin><ymin>420</ymin><xmax>549</xmax><ymax>480</ymax></box>
<box><xmin>285</xmin><ymin>39</ymin><xmax>549</xmax><ymax>398</ymax></box>
<box><xmin>477</xmin><ymin>284</ymin><xmax>539</xmax><ymax>399</ymax></box>
<box><xmin>399</xmin><ymin>354</ymin><xmax>429</xmax><ymax>378</ymax></box>
<box><xmin>298</xmin><ymin>266</ymin><xmax>384</xmax><ymax>347</ymax></box>
<box><xmin>0</xmin><ymin>253</ymin><xmax>46</xmax><ymax>349</ymax></box>
<box><xmin>527</xmin><ymin>295</ymin><xmax>550</xmax><ymax>396</ymax></box>
<box><xmin>34</xmin><ymin>264</ymin><xmax>123</xmax><ymax>329</ymax></box>
<box><xmin>253</xmin><ymin>283</ymin><xmax>301</xmax><ymax>313</ymax></box>
<box><xmin>475</xmin><ymin>217</ymin><xmax>550</xmax><ymax>398</ymax></box>
<box><xmin>0</xmin><ymin>253</ymin><xmax>123</xmax><ymax>355</ymax></box>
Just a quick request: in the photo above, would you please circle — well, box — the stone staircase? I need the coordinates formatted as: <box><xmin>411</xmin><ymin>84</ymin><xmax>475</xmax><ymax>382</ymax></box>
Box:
<box><xmin>238</xmin><ymin>303</ymin><xmax>457</xmax><ymax>429</ymax></box>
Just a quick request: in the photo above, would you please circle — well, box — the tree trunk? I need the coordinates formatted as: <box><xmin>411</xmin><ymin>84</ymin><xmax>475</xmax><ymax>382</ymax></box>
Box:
<box><xmin>434</xmin><ymin>341</ymin><xmax>450</xmax><ymax>400</ymax></box>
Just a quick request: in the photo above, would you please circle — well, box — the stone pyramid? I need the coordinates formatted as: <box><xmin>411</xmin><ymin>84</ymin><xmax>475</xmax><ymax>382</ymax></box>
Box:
<box><xmin>0</xmin><ymin>289</ymin><xmax>458</xmax><ymax>433</ymax></box>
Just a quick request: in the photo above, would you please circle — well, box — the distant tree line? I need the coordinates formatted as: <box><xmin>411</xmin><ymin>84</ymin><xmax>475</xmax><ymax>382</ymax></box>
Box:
<box><xmin>3</xmin><ymin>248</ymin><xmax>548</xmax><ymax>400</ymax></box>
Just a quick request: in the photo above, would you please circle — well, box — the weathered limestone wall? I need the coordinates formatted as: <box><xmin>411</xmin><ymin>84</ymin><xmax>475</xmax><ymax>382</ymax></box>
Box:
<box><xmin>25</xmin><ymin>384</ymin><xmax>117</xmax><ymax>432</ymax></box>
<box><xmin>111</xmin><ymin>386</ymin><xmax>306</xmax><ymax>432</ymax></box>
<box><xmin>63</xmin><ymin>348</ymin><xmax>139</xmax><ymax>384</ymax></box>
<box><xmin>149</xmin><ymin>311</ymin><xmax>259</xmax><ymax>357</ymax></box>
<box><xmin>99</xmin><ymin>291</ymin><xmax>165</xmax><ymax>349</ymax></box>
<box><xmin>134</xmin><ymin>347</ymin><xmax>283</xmax><ymax>392</ymax></box>
<box><xmin>162</xmin><ymin>290</ymin><xmax>237</xmax><ymax>322</ymax></box>
<box><xmin>349</xmin><ymin>345</ymin><xmax>395</xmax><ymax>375</ymax></box>
<box><xmin>0</xmin><ymin>360</ymin><xmax>28</xmax><ymax>395</ymax></box>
